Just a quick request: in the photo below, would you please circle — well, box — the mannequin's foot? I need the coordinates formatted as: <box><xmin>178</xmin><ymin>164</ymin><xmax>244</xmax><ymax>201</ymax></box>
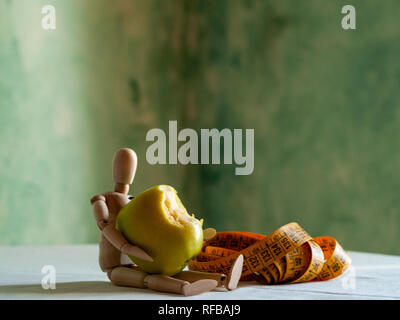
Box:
<box><xmin>181</xmin><ymin>279</ymin><xmax>218</xmax><ymax>296</ymax></box>
<box><xmin>225</xmin><ymin>254</ymin><xmax>244</xmax><ymax>290</ymax></box>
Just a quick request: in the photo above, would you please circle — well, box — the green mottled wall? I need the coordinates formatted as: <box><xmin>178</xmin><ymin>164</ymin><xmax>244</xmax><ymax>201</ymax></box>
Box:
<box><xmin>0</xmin><ymin>0</ymin><xmax>399</xmax><ymax>255</ymax></box>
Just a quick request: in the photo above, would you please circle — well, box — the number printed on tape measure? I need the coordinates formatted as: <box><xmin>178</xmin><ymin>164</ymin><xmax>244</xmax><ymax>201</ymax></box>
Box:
<box><xmin>189</xmin><ymin>222</ymin><xmax>352</xmax><ymax>285</ymax></box>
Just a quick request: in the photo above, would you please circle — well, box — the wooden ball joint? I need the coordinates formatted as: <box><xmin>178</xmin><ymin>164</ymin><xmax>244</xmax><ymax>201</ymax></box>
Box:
<box><xmin>90</xmin><ymin>148</ymin><xmax>243</xmax><ymax>296</ymax></box>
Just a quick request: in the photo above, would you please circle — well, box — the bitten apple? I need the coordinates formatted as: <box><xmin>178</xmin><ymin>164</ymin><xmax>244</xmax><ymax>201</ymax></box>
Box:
<box><xmin>116</xmin><ymin>185</ymin><xmax>204</xmax><ymax>276</ymax></box>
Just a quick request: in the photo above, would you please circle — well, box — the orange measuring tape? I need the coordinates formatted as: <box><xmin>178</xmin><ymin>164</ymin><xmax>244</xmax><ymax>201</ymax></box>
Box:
<box><xmin>189</xmin><ymin>222</ymin><xmax>352</xmax><ymax>284</ymax></box>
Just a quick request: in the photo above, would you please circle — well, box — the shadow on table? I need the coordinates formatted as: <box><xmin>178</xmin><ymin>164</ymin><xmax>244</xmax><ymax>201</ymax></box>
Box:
<box><xmin>0</xmin><ymin>281</ymin><xmax>246</xmax><ymax>298</ymax></box>
<box><xmin>0</xmin><ymin>281</ymin><xmax>168</xmax><ymax>297</ymax></box>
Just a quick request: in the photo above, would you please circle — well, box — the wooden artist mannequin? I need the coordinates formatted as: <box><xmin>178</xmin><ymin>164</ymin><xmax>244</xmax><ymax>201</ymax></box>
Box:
<box><xmin>90</xmin><ymin>148</ymin><xmax>243</xmax><ymax>296</ymax></box>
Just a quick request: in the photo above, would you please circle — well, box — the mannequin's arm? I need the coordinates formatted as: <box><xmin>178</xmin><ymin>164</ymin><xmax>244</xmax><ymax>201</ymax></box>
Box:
<box><xmin>91</xmin><ymin>195</ymin><xmax>153</xmax><ymax>262</ymax></box>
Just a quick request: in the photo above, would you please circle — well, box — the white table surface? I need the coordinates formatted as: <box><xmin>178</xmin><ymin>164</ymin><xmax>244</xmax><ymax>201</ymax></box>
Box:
<box><xmin>0</xmin><ymin>245</ymin><xmax>399</xmax><ymax>300</ymax></box>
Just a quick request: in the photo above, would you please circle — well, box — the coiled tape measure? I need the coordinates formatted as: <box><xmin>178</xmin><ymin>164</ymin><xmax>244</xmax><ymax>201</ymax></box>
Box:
<box><xmin>189</xmin><ymin>222</ymin><xmax>351</xmax><ymax>284</ymax></box>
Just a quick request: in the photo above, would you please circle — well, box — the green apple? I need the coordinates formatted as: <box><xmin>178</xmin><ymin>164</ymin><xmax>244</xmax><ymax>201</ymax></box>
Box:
<box><xmin>116</xmin><ymin>185</ymin><xmax>204</xmax><ymax>276</ymax></box>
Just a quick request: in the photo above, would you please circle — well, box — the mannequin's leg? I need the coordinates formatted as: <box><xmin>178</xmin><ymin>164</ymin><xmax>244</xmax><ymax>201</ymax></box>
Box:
<box><xmin>107</xmin><ymin>266</ymin><xmax>218</xmax><ymax>296</ymax></box>
<box><xmin>107</xmin><ymin>266</ymin><xmax>147</xmax><ymax>288</ymax></box>
<box><xmin>174</xmin><ymin>270</ymin><xmax>226</xmax><ymax>286</ymax></box>
<box><xmin>145</xmin><ymin>274</ymin><xmax>218</xmax><ymax>296</ymax></box>
<box><xmin>174</xmin><ymin>254</ymin><xmax>244</xmax><ymax>290</ymax></box>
